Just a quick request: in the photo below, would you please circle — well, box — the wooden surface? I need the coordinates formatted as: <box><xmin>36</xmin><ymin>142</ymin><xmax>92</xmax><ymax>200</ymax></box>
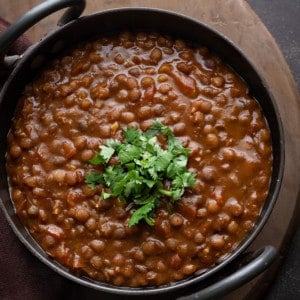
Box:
<box><xmin>1</xmin><ymin>0</ymin><xmax>299</xmax><ymax>299</ymax></box>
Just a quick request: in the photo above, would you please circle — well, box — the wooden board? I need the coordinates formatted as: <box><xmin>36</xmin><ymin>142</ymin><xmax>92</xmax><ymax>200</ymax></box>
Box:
<box><xmin>1</xmin><ymin>0</ymin><xmax>299</xmax><ymax>299</ymax></box>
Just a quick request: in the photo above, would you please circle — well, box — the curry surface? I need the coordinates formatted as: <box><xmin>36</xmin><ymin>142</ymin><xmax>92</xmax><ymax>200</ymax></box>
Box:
<box><xmin>6</xmin><ymin>32</ymin><xmax>272</xmax><ymax>287</ymax></box>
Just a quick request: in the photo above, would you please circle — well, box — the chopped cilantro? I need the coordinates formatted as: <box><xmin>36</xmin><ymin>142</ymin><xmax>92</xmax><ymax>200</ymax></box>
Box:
<box><xmin>84</xmin><ymin>120</ymin><xmax>196</xmax><ymax>226</ymax></box>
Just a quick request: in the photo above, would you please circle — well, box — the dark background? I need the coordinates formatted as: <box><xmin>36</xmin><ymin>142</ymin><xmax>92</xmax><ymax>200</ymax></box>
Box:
<box><xmin>246</xmin><ymin>0</ymin><xmax>300</xmax><ymax>299</ymax></box>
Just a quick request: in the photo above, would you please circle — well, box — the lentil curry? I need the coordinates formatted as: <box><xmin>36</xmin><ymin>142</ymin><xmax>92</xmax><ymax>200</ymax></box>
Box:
<box><xmin>6</xmin><ymin>32</ymin><xmax>272</xmax><ymax>287</ymax></box>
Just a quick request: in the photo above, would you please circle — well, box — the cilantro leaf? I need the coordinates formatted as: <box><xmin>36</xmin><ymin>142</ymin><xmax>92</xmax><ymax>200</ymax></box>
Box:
<box><xmin>106</xmin><ymin>139</ymin><xmax>121</xmax><ymax>150</ymax></box>
<box><xmin>123</xmin><ymin>127</ymin><xmax>141</xmax><ymax>143</ymax></box>
<box><xmin>88</xmin><ymin>152</ymin><xmax>106</xmax><ymax>165</ymax></box>
<box><xmin>103</xmin><ymin>165</ymin><xmax>124</xmax><ymax>187</ymax></box>
<box><xmin>89</xmin><ymin>145</ymin><xmax>115</xmax><ymax>164</ymax></box>
<box><xmin>154</xmin><ymin>150</ymin><xmax>174</xmax><ymax>172</ymax></box>
<box><xmin>101</xmin><ymin>189</ymin><xmax>112</xmax><ymax>200</ymax></box>
<box><xmin>85</xmin><ymin>173</ymin><xmax>103</xmax><ymax>189</ymax></box>
<box><xmin>99</xmin><ymin>145</ymin><xmax>115</xmax><ymax>163</ymax></box>
<box><xmin>128</xmin><ymin>197</ymin><xmax>156</xmax><ymax>227</ymax></box>
<box><xmin>118</xmin><ymin>144</ymin><xmax>141</xmax><ymax>163</ymax></box>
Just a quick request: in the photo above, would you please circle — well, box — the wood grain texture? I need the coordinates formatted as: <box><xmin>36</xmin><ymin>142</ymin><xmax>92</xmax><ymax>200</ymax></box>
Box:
<box><xmin>0</xmin><ymin>1</ymin><xmax>299</xmax><ymax>299</ymax></box>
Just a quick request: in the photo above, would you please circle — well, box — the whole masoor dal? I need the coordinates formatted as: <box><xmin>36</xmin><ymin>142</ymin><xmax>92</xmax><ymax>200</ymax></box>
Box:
<box><xmin>6</xmin><ymin>32</ymin><xmax>272</xmax><ymax>287</ymax></box>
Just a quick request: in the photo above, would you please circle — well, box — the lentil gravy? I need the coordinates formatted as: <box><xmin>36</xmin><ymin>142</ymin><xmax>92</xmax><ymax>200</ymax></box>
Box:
<box><xmin>6</xmin><ymin>32</ymin><xmax>272</xmax><ymax>287</ymax></box>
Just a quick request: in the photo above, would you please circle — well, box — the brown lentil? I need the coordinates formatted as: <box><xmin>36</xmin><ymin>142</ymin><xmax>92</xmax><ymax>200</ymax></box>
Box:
<box><xmin>6</xmin><ymin>32</ymin><xmax>272</xmax><ymax>288</ymax></box>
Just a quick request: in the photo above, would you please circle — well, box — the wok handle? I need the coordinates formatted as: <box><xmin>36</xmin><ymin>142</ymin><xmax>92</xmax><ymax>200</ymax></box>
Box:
<box><xmin>0</xmin><ymin>0</ymin><xmax>86</xmax><ymax>67</ymax></box>
<box><xmin>178</xmin><ymin>245</ymin><xmax>277</xmax><ymax>300</ymax></box>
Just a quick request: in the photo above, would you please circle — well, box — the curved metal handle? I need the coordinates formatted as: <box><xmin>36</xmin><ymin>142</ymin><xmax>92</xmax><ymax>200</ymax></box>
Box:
<box><xmin>0</xmin><ymin>0</ymin><xmax>86</xmax><ymax>67</ymax></box>
<box><xmin>178</xmin><ymin>245</ymin><xmax>277</xmax><ymax>300</ymax></box>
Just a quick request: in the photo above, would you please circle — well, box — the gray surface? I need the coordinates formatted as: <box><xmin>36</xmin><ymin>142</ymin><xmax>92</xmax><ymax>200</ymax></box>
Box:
<box><xmin>247</xmin><ymin>0</ymin><xmax>299</xmax><ymax>86</ymax></box>
<box><xmin>246</xmin><ymin>0</ymin><xmax>300</xmax><ymax>299</ymax></box>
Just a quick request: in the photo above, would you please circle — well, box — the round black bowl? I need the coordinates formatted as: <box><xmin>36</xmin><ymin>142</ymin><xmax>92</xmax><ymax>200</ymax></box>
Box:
<box><xmin>0</xmin><ymin>1</ymin><xmax>284</xmax><ymax>299</ymax></box>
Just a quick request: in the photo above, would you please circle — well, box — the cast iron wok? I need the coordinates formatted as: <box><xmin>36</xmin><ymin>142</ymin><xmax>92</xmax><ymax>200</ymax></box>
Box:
<box><xmin>0</xmin><ymin>0</ymin><xmax>284</xmax><ymax>298</ymax></box>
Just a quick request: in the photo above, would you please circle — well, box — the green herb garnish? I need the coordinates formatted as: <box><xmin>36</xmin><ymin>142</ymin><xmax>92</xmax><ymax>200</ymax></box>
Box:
<box><xmin>85</xmin><ymin>120</ymin><xmax>195</xmax><ymax>227</ymax></box>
